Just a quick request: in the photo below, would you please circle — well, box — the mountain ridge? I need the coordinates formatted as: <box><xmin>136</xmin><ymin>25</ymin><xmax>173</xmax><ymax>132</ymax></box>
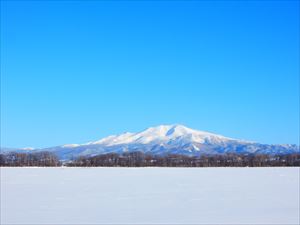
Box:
<box><xmin>1</xmin><ymin>124</ymin><xmax>299</xmax><ymax>160</ymax></box>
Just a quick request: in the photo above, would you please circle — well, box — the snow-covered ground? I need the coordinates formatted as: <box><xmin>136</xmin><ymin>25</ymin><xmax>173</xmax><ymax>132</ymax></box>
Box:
<box><xmin>1</xmin><ymin>167</ymin><xmax>299</xmax><ymax>224</ymax></box>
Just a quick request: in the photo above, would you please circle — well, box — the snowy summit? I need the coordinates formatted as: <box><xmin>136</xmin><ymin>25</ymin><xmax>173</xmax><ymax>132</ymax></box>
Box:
<box><xmin>90</xmin><ymin>124</ymin><xmax>235</xmax><ymax>146</ymax></box>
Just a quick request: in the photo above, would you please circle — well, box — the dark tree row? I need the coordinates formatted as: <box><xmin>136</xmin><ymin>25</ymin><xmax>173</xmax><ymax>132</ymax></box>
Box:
<box><xmin>66</xmin><ymin>151</ymin><xmax>300</xmax><ymax>167</ymax></box>
<box><xmin>1</xmin><ymin>151</ymin><xmax>299</xmax><ymax>167</ymax></box>
<box><xmin>0</xmin><ymin>152</ymin><xmax>61</xmax><ymax>167</ymax></box>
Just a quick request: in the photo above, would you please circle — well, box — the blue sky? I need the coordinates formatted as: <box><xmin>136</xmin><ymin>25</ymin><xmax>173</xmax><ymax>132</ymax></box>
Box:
<box><xmin>1</xmin><ymin>1</ymin><xmax>299</xmax><ymax>148</ymax></box>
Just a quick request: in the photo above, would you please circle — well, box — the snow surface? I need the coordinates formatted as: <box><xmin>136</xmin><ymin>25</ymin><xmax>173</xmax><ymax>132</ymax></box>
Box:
<box><xmin>1</xmin><ymin>167</ymin><xmax>299</xmax><ymax>225</ymax></box>
<box><xmin>62</xmin><ymin>144</ymin><xmax>80</xmax><ymax>148</ymax></box>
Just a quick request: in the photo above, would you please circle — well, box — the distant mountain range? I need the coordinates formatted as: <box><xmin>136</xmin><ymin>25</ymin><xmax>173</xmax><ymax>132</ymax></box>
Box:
<box><xmin>1</xmin><ymin>125</ymin><xmax>299</xmax><ymax>160</ymax></box>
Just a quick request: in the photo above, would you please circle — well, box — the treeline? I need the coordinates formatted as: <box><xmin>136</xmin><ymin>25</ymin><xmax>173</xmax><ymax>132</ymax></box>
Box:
<box><xmin>1</xmin><ymin>151</ymin><xmax>300</xmax><ymax>167</ymax></box>
<box><xmin>0</xmin><ymin>152</ymin><xmax>61</xmax><ymax>167</ymax></box>
<box><xmin>66</xmin><ymin>151</ymin><xmax>300</xmax><ymax>167</ymax></box>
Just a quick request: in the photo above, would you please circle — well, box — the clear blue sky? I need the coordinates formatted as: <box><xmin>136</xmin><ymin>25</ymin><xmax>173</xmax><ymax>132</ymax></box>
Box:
<box><xmin>1</xmin><ymin>1</ymin><xmax>299</xmax><ymax>148</ymax></box>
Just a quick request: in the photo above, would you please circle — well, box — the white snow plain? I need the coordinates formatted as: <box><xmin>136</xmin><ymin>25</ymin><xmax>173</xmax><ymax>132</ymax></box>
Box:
<box><xmin>1</xmin><ymin>167</ymin><xmax>299</xmax><ymax>225</ymax></box>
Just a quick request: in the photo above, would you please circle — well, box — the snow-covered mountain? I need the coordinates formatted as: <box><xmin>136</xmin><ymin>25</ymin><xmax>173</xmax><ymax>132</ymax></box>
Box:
<box><xmin>89</xmin><ymin>124</ymin><xmax>237</xmax><ymax>146</ymax></box>
<box><xmin>1</xmin><ymin>125</ymin><xmax>299</xmax><ymax>160</ymax></box>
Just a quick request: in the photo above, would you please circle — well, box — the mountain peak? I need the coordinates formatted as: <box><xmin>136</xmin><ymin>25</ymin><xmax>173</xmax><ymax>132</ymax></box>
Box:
<box><xmin>140</xmin><ymin>124</ymin><xmax>189</xmax><ymax>136</ymax></box>
<box><xmin>89</xmin><ymin>124</ymin><xmax>234</xmax><ymax>146</ymax></box>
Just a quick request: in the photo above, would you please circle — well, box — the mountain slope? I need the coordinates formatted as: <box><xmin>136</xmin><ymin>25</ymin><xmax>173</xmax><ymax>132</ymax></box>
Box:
<box><xmin>1</xmin><ymin>125</ymin><xmax>299</xmax><ymax>160</ymax></box>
